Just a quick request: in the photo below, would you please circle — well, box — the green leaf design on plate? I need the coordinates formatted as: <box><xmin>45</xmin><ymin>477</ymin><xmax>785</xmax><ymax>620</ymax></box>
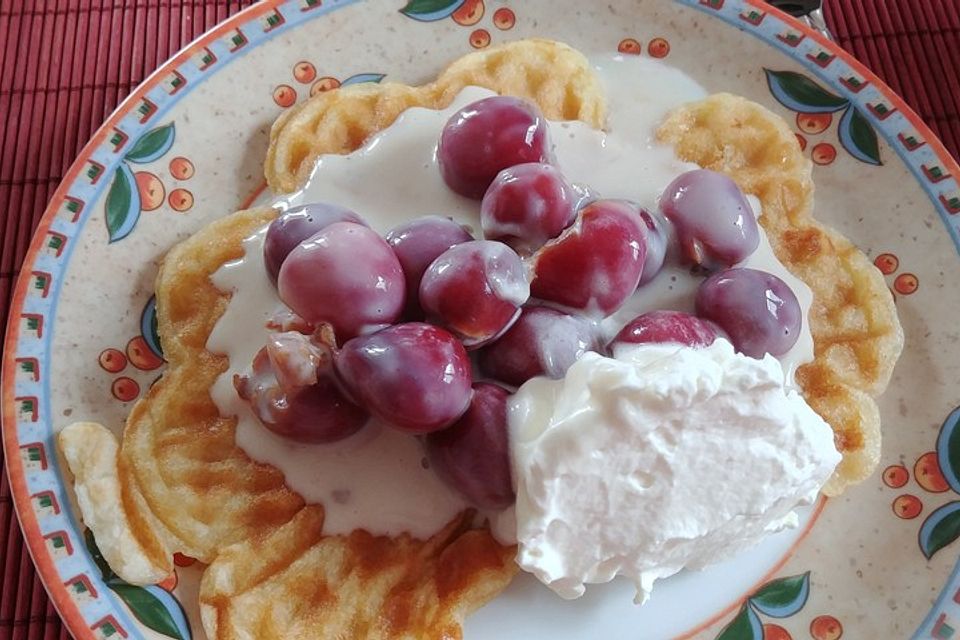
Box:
<box><xmin>109</xmin><ymin>583</ymin><xmax>186</xmax><ymax>640</ymax></box>
<box><xmin>105</xmin><ymin>162</ymin><xmax>141</xmax><ymax>243</ymax></box>
<box><xmin>140</xmin><ymin>296</ymin><xmax>164</xmax><ymax>358</ymax></box>
<box><xmin>84</xmin><ymin>529</ymin><xmax>118</xmax><ymax>583</ymax></box>
<box><xmin>715</xmin><ymin>604</ymin><xmax>762</xmax><ymax>640</ymax></box>
<box><xmin>919</xmin><ymin>500</ymin><xmax>960</xmax><ymax>560</ymax></box>
<box><xmin>764</xmin><ymin>69</ymin><xmax>849</xmax><ymax>113</ymax></box>
<box><xmin>749</xmin><ymin>572</ymin><xmax>809</xmax><ymax>618</ymax></box>
<box><xmin>935</xmin><ymin>406</ymin><xmax>960</xmax><ymax>493</ymax></box>
<box><xmin>399</xmin><ymin>0</ymin><xmax>466</xmax><ymax>21</ymax></box>
<box><xmin>125</xmin><ymin>122</ymin><xmax>176</xmax><ymax>163</ymax></box>
<box><xmin>342</xmin><ymin>73</ymin><xmax>386</xmax><ymax>86</ymax></box>
<box><xmin>839</xmin><ymin>106</ymin><xmax>882</xmax><ymax>166</ymax></box>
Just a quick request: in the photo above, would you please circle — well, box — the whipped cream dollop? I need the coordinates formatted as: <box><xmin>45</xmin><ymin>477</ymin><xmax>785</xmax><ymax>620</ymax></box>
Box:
<box><xmin>508</xmin><ymin>338</ymin><xmax>841</xmax><ymax>604</ymax></box>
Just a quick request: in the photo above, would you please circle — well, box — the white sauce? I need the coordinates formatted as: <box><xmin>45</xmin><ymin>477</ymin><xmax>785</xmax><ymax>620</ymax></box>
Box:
<box><xmin>206</xmin><ymin>55</ymin><xmax>816</xmax><ymax>540</ymax></box>
<box><xmin>209</xmin><ymin>231</ymin><xmax>471</xmax><ymax>539</ymax></box>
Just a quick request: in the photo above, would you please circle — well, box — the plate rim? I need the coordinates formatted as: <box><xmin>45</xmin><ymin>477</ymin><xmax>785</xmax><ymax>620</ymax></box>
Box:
<box><xmin>3</xmin><ymin>1</ymin><xmax>959</xmax><ymax>638</ymax></box>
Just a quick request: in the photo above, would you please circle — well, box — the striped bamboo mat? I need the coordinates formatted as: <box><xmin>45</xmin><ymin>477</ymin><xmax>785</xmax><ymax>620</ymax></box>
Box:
<box><xmin>1</xmin><ymin>1</ymin><xmax>958</xmax><ymax>637</ymax></box>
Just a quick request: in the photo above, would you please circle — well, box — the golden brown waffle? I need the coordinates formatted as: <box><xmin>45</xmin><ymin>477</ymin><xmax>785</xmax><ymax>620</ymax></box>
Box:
<box><xmin>117</xmin><ymin>206</ymin><xmax>516</xmax><ymax>638</ymax></box>
<box><xmin>200</xmin><ymin>508</ymin><xmax>514</xmax><ymax>639</ymax></box>
<box><xmin>658</xmin><ymin>94</ymin><xmax>903</xmax><ymax>494</ymax></box>
<box><xmin>265</xmin><ymin>38</ymin><xmax>606</xmax><ymax>194</ymax></box>
<box><xmin>117</xmin><ymin>207</ymin><xmax>299</xmax><ymax>568</ymax></box>
<box><xmin>61</xmin><ymin>39</ymin><xmax>902</xmax><ymax>639</ymax></box>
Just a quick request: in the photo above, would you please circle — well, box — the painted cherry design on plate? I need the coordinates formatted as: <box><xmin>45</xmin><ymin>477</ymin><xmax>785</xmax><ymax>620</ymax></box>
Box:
<box><xmin>168</xmin><ymin>188</ymin><xmax>194</xmax><ymax>212</ymax></box>
<box><xmin>98</xmin><ymin>348</ymin><xmax>127</xmax><ymax>373</ymax></box>
<box><xmin>452</xmin><ymin>0</ymin><xmax>484</xmax><ymax>26</ymax></box>
<box><xmin>647</xmin><ymin>37</ymin><xmax>670</xmax><ymax>58</ymax></box>
<box><xmin>311</xmin><ymin>77</ymin><xmax>341</xmax><ymax>96</ymax></box>
<box><xmin>135</xmin><ymin>172</ymin><xmax>164</xmax><ymax>211</ymax></box>
<box><xmin>762</xmin><ymin>624</ymin><xmax>792</xmax><ymax>640</ymax></box>
<box><xmin>892</xmin><ymin>494</ymin><xmax>922</xmax><ymax>519</ymax></box>
<box><xmin>618</xmin><ymin>38</ymin><xmax>642</xmax><ymax>55</ymax></box>
<box><xmin>874</xmin><ymin>252</ymin><xmax>899</xmax><ymax>275</ymax></box>
<box><xmin>914</xmin><ymin>451</ymin><xmax>949</xmax><ymax>493</ymax></box>
<box><xmin>882</xmin><ymin>464</ymin><xmax>909</xmax><ymax>489</ymax></box>
<box><xmin>811</xmin><ymin>142</ymin><xmax>837</xmax><ymax>165</ymax></box>
<box><xmin>894</xmin><ymin>273</ymin><xmax>918</xmax><ymax>295</ymax></box>
<box><xmin>293</xmin><ymin>61</ymin><xmax>317</xmax><ymax>83</ymax></box>
<box><xmin>273</xmin><ymin>84</ymin><xmax>297</xmax><ymax>108</ymax></box>
<box><xmin>169</xmin><ymin>157</ymin><xmax>194</xmax><ymax>180</ymax></box>
<box><xmin>492</xmin><ymin>7</ymin><xmax>515</xmax><ymax>30</ymax></box>
<box><xmin>127</xmin><ymin>336</ymin><xmax>163</xmax><ymax>370</ymax></box>
<box><xmin>112</xmin><ymin>377</ymin><xmax>140</xmax><ymax>402</ymax></box>
<box><xmin>810</xmin><ymin>615</ymin><xmax>843</xmax><ymax>640</ymax></box>
<box><xmin>796</xmin><ymin>112</ymin><xmax>832</xmax><ymax>134</ymax></box>
<box><xmin>470</xmin><ymin>28</ymin><xmax>491</xmax><ymax>49</ymax></box>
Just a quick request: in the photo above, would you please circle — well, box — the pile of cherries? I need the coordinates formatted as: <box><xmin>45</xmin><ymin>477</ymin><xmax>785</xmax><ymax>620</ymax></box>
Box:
<box><xmin>235</xmin><ymin>96</ymin><xmax>802</xmax><ymax>511</ymax></box>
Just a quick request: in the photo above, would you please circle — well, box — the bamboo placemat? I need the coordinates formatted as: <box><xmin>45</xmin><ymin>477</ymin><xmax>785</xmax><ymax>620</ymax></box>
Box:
<box><xmin>1</xmin><ymin>1</ymin><xmax>958</xmax><ymax>637</ymax></box>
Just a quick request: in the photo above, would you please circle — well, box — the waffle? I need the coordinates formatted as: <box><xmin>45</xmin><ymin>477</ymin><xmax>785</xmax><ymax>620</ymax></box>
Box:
<box><xmin>58</xmin><ymin>39</ymin><xmax>902</xmax><ymax>639</ymax></box>
<box><xmin>658</xmin><ymin>94</ymin><xmax>903</xmax><ymax>493</ymax></box>
<box><xmin>265</xmin><ymin>38</ymin><xmax>606</xmax><ymax>195</ymax></box>
<box><xmin>200</xmin><ymin>508</ymin><xmax>513</xmax><ymax>639</ymax></box>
